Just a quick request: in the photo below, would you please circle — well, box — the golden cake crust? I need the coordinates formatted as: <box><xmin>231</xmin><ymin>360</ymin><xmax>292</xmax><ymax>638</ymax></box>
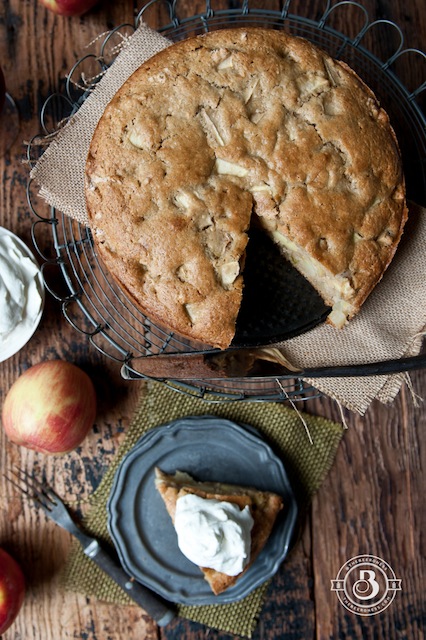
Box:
<box><xmin>86</xmin><ymin>28</ymin><xmax>407</xmax><ymax>348</ymax></box>
<box><xmin>154</xmin><ymin>468</ymin><xmax>284</xmax><ymax>595</ymax></box>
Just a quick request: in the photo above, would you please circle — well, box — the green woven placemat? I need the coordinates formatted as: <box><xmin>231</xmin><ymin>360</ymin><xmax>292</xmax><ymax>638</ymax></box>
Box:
<box><xmin>63</xmin><ymin>381</ymin><xmax>344</xmax><ymax>637</ymax></box>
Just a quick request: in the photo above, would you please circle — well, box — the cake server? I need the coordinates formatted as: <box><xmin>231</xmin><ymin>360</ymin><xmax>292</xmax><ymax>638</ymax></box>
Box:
<box><xmin>5</xmin><ymin>467</ymin><xmax>176</xmax><ymax>627</ymax></box>
<box><xmin>133</xmin><ymin>348</ymin><xmax>426</xmax><ymax>380</ymax></box>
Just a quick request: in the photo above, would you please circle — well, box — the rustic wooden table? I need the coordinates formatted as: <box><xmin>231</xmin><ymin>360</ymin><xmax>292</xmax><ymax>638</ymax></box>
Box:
<box><xmin>0</xmin><ymin>1</ymin><xmax>425</xmax><ymax>638</ymax></box>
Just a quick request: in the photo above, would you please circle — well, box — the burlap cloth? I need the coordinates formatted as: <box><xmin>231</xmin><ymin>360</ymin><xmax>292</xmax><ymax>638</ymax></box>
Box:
<box><xmin>30</xmin><ymin>22</ymin><xmax>426</xmax><ymax>414</ymax></box>
<box><xmin>63</xmin><ymin>381</ymin><xmax>344</xmax><ymax>637</ymax></box>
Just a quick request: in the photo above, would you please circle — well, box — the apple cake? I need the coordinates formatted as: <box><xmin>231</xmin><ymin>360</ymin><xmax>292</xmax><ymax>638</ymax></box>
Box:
<box><xmin>154</xmin><ymin>467</ymin><xmax>284</xmax><ymax>595</ymax></box>
<box><xmin>86</xmin><ymin>28</ymin><xmax>407</xmax><ymax>349</ymax></box>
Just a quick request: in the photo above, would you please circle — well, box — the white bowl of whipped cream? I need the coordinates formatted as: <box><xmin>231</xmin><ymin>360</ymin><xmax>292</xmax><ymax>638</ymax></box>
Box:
<box><xmin>0</xmin><ymin>227</ymin><xmax>45</xmax><ymax>362</ymax></box>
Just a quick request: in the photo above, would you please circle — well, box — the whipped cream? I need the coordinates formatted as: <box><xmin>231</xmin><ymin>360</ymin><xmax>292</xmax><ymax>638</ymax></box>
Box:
<box><xmin>0</xmin><ymin>233</ymin><xmax>43</xmax><ymax>359</ymax></box>
<box><xmin>174</xmin><ymin>493</ymin><xmax>254</xmax><ymax>576</ymax></box>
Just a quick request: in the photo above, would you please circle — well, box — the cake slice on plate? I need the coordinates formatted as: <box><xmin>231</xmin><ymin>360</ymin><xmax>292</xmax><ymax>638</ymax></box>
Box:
<box><xmin>154</xmin><ymin>467</ymin><xmax>284</xmax><ymax>595</ymax></box>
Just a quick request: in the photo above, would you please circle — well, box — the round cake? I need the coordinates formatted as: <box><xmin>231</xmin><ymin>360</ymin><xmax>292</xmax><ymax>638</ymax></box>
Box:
<box><xmin>85</xmin><ymin>28</ymin><xmax>407</xmax><ymax>349</ymax></box>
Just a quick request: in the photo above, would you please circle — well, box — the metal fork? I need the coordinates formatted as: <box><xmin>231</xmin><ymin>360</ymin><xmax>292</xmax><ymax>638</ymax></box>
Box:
<box><xmin>5</xmin><ymin>467</ymin><xmax>176</xmax><ymax>626</ymax></box>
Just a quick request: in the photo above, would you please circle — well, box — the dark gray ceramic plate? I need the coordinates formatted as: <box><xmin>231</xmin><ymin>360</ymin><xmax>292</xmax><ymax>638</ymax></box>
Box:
<box><xmin>107</xmin><ymin>416</ymin><xmax>298</xmax><ymax>605</ymax></box>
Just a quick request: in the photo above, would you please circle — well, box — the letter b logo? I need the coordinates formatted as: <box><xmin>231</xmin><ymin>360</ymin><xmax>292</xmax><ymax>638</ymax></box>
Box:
<box><xmin>352</xmin><ymin>569</ymin><xmax>380</xmax><ymax>600</ymax></box>
<box><xmin>331</xmin><ymin>555</ymin><xmax>402</xmax><ymax>616</ymax></box>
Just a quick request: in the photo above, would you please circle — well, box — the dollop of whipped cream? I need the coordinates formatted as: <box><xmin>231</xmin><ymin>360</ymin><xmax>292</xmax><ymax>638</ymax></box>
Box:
<box><xmin>174</xmin><ymin>494</ymin><xmax>254</xmax><ymax>576</ymax></box>
<box><xmin>0</xmin><ymin>234</ymin><xmax>43</xmax><ymax>349</ymax></box>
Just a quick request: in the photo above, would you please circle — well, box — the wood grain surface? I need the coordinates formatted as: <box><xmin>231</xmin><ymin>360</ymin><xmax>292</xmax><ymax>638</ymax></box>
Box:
<box><xmin>0</xmin><ymin>1</ymin><xmax>425</xmax><ymax>639</ymax></box>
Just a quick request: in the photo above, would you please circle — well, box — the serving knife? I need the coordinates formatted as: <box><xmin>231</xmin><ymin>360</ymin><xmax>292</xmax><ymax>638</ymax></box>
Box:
<box><xmin>133</xmin><ymin>347</ymin><xmax>426</xmax><ymax>380</ymax></box>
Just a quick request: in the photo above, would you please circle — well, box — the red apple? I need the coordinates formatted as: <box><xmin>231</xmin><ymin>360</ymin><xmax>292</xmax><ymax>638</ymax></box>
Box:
<box><xmin>0</xmin><ymin>548</ymin><xmax>25</xmax><ymax>635</ymax></box>
<box><xmin>39</xmin><ymin>0</ymin><xmax>100</xmax><ymax>17</ymax></box>
<box><xmin>2</xmin><ymin>360</ymin><xmax>97</xmax><ymax>454</ymax></box>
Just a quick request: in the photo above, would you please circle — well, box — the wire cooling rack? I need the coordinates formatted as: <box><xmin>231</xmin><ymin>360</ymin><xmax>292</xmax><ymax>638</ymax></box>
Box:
<box><xmin>27</xmin><ymin>0</ymin><xmax>426</xmax><ymax>402</ymax></box>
